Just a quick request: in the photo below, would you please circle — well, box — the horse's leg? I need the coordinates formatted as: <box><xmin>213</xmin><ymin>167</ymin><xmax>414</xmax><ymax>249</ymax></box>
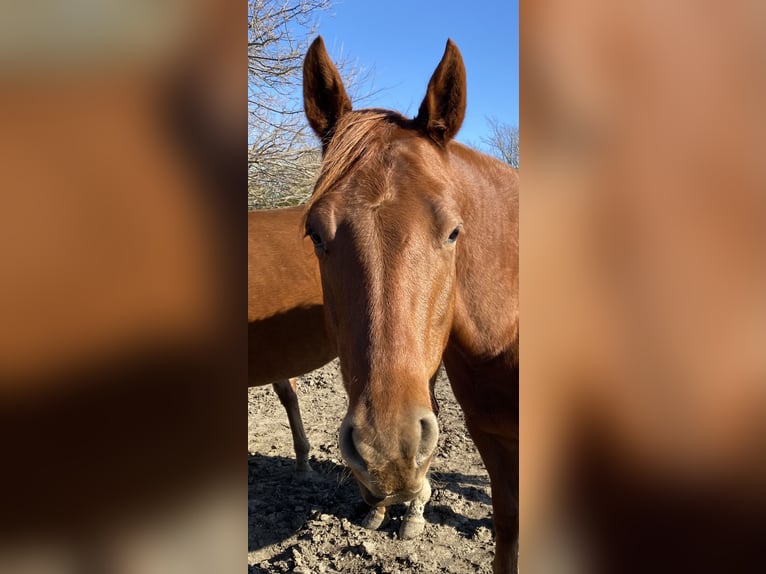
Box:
<box><xmin>465</xmin><ymin>422</ymin><xmax>519</xmax><ymax>574</ymax></box>
<box><xmin>272</xmin><ymin>378</ymin><xmax>312</xmax><ymax>473</ymax></box>
<box><xmin>444</xmin><ymin>351</ymin><xmax>519</xmax><ymax>574</ymax></box>
<box><xmin>398</xmin><ymin>474</ymin><xmax>431</xmax><ymax>539</ymax></box>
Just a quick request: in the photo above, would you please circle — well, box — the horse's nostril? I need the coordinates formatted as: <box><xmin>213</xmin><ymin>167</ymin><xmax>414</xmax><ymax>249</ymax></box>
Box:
<box><xmin>339</xmin><ymin>421</ymin><xmax>368</xmax><ymax>473</ymax></box>
<box><xmin>416</xmin><ymin>412</ymin><xmax>439</xmax><ymax>467</ymax></box>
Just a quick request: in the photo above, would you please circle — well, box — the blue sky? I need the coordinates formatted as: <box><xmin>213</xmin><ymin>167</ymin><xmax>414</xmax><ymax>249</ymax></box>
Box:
<box><xmin>311</xmin><ymin>0</ymin><xmax>518</xmax><ymax>148</ymax></box>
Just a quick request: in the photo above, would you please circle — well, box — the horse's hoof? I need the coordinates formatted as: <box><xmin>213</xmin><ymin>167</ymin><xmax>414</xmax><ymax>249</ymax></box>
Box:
<box><xmin>398</xmin><ymin>515</ymin><xmax>426</xmax><ymax>539</ymax></box>
<box><xmin>361</xmin><ymin>506</ymin><xmax>387</xmax><ymax>530</ymax></box>
<box><xmin>294</xmin><ymin>460</ymin><xmax>314</xmax><ymax>477</ymax></box>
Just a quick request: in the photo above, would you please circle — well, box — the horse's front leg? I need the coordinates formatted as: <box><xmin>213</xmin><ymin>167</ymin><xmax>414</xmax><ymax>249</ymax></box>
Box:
<box><xmin>443</xmin><ymin>351</ymin><xmax>519</xmax><ymax>573</ymax></box>
<box><xmin>466</xmin><ymin>421</ymin><xmax>519</xmax><ymax>574</ymax></box>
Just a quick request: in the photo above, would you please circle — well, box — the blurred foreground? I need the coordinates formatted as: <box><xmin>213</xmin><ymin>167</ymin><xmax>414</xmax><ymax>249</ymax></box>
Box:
<box><xmin>0</xmin><ymin>2</ymin><xmax>245</xmax><ymax>573</ymax></box>
<box><xmin>521</xmin><ymin>1</ymin><xmax>766</xmax><ymax>572</ymax></box>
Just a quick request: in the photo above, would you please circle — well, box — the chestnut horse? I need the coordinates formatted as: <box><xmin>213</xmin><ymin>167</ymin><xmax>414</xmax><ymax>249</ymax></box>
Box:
<box><xmin>302</xmin><ymin>37</ymin><xmax>519</xmax><ymax>572</ymax></box>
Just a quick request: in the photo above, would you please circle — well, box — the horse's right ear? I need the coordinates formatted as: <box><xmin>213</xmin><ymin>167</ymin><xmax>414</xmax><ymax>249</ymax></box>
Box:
<box><xmin>303</xmin><ymin>36</ymin><xmax>352</xmax><ymax>151</ymax></box>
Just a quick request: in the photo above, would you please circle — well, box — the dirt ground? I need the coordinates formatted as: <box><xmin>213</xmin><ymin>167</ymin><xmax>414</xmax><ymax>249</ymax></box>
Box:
<box><xmin>248</xmin><ymin>360</ymin><xmax>495</xmax><ymax>573</ymax></box>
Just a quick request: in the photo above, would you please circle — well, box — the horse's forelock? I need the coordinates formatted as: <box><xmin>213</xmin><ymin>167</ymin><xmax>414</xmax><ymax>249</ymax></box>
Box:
<box><xmin>306</xmin><ymin>110</ymin><xmax>410</xmax><ymax>211</ymax></box>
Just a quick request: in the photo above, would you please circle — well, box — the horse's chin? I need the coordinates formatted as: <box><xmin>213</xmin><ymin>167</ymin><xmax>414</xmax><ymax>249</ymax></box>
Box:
<box><xmin>358</xmin><ymin>481</ymin><xmax>423</xmax><ymax>508</ymax></box>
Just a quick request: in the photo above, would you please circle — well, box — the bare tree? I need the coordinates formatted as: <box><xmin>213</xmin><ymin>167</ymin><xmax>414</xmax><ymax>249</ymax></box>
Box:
<box><xmin>248</xmin><ymin>0</ymin><xmax>373</xmax><ymax>208</ymax></box>
<box><xmin>481</xmin><ymin>117</ymin><xmax>520</xmax><ymax>169</ymax></box>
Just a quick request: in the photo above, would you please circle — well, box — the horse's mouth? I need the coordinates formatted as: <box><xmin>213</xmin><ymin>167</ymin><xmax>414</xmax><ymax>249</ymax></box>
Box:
<box><xmin>358</xmin><ymin>482</ymin><xmax>422</xmax><ymax>507</ymax></box>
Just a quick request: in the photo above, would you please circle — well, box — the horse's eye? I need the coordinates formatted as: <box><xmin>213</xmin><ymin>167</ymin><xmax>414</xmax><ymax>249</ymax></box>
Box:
<box><xmin>306</xmin><ymin>228</ymin><xmax>323</xmax><ymax>246</ymax></box>
<box><xmin>446</xmin><ymin>227</ymin><xmax>460</xmax><ymax>244</ymax></box>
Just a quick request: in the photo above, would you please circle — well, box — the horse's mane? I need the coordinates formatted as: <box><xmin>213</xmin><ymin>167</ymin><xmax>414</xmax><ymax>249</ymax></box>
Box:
<box><xmin>305</xmin><ymin>109</ymin><xmax>413</xmax><ymax>212</ymax></box>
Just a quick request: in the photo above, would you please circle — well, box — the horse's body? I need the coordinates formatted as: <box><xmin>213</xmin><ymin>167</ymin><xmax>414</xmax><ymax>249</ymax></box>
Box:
<box><xmin>302</xmin><ymin>38</ymin><xmax>519</xmax><ymax>572</ymax></box>
<box><xmin>248</xmin><ymin>206</ymin><xmax>334</xmax><ymax>472</ymax></box>
<box><xmin>248</xmin><ymin>207</ymin><xmax>333</xmax><ymax>383</ymax></box>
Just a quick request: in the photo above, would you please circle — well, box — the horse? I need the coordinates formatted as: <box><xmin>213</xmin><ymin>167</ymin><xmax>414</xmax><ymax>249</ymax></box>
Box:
<box><xmin>248</xmin><ymin>206</ymin><xmax>434</xmax><ymax>538</ymax></box>
<box><xmin>248</xmin><ymin>206</ymin><xmax>334</xmax><ymax>472</ymax></box>
<box><xmin>301</xmin><ymin>37</ymin><xmax>519</xmax><ymax>573</ymax></box>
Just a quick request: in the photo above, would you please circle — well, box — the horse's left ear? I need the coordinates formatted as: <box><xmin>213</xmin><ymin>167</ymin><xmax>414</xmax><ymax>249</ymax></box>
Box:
<box><xmin>415</xmin><ymin>39</ymin><xmax>467</xmax><ymax>145</ymax></box>
<box><xmin>303</xmin><ymin>36</ymin><xmax>352</xmax><ymax>151</ymax></box>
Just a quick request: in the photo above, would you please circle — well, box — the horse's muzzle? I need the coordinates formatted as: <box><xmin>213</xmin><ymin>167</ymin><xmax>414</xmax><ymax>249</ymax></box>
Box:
<box><xmin>339</xmin><ymin>408</ymin><xmax>439</xmax><ymax>501</ymax></box>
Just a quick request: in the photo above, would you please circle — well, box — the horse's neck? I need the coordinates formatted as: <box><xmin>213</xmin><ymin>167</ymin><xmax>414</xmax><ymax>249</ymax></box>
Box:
<box><xmin>450</xmin><ymin>151</ymin><xmax>519</xmax><ymax>360</ymax></box>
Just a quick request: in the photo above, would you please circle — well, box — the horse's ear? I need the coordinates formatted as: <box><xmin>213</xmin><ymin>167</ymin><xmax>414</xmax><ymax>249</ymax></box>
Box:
<box><xmin>303</xmin><ymin>36</ymin><xmax>352</xmax><ymax>151</ymax></box>
<box><xmin>415</xmin><ymin>39</ymin><xmax>467</xmax><ymax>145</ymax></box>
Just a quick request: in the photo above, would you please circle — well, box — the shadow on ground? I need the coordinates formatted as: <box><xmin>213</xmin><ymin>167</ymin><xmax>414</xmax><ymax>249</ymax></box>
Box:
<box><xmin>432</xmin><ymin>470</ymin><xmax>493</xmax><ymax>505</ymax></box>
<box><xmin>248</xmin><ymin>453</ymin><xmax>360</xmax><ymax>552</ymax></box>
<box><xmin>249</xmin><ymin>453</ymin><xmax>493</xmax><ymax>553</ymax></box>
